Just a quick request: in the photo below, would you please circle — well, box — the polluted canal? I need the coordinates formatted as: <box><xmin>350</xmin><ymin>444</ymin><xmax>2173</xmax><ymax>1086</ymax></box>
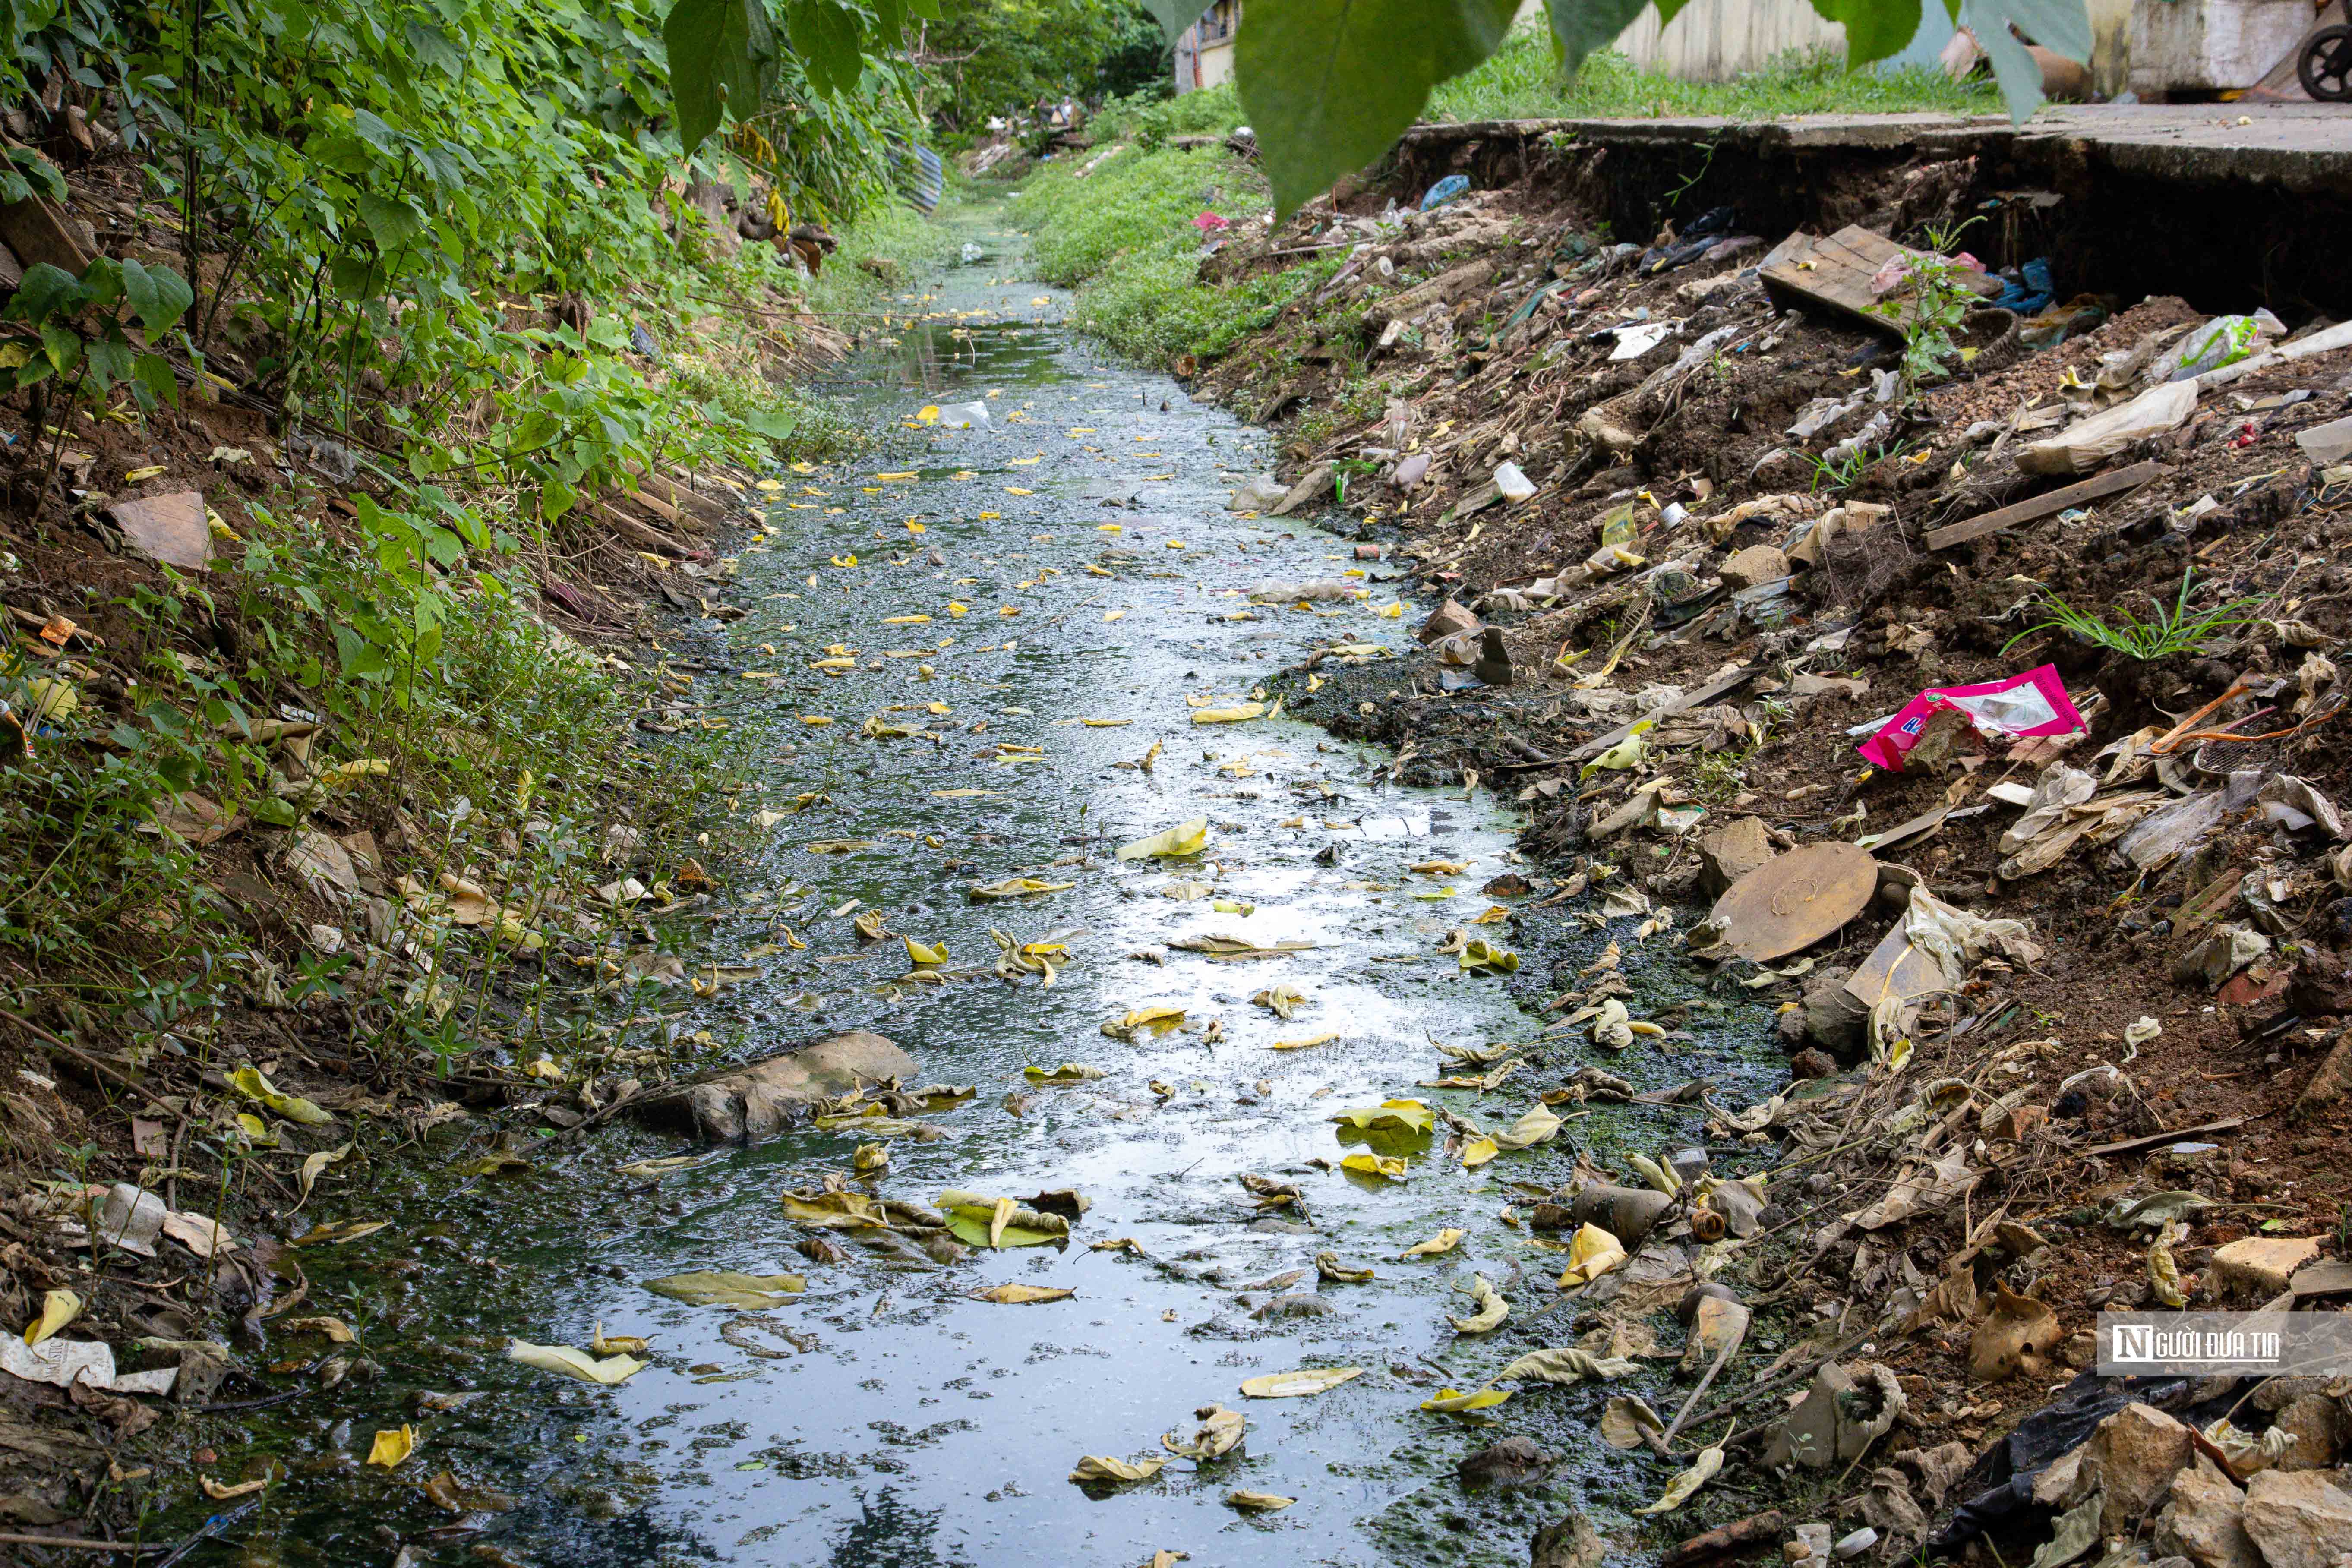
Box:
<box><xmin>238</xmin><ymin>199</ymin><xmax>1785</xmax><ymax>1568</ymax></box>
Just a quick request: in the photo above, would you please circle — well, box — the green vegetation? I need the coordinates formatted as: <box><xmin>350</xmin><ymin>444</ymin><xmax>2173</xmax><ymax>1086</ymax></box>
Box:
<box><xmin>1430</xmin><ymin>35</ymin><xmax>2000</xmax><ymax>122</ymax></box>
<box><xmin>1010</xmin><ymin>143</ymin><xmax>1338</xmax><ymax>366</ymax></box>
<box><xmin>925</xmin><ymin>0</ymin><xmax>1165</xmax><ymax>140</ymax></box>
<box><xmin>2004</xmin><ymin>569</ymin><xmax>2264</xmax><ymax>662</ymax></box>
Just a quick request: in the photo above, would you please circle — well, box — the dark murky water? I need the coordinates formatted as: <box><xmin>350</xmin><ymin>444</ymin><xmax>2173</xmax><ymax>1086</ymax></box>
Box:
<box><xmin>195</xmin><ymin>198</ymin><xmax>1784</xmax><ymax>1568</ymax></box>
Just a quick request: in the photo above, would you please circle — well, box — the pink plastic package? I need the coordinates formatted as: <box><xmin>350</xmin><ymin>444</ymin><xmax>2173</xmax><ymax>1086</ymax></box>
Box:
<box><xmin>1857</xmin><ymin>664</ymin><xmax>2084</xmax><ymax>771</ymax></box>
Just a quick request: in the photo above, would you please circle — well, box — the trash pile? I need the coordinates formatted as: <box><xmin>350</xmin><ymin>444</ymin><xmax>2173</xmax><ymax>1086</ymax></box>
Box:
<box><xmin>1181</xmin><ymin>147</ymin><xmax>2352</xmax><ymax>1566</ymax></box>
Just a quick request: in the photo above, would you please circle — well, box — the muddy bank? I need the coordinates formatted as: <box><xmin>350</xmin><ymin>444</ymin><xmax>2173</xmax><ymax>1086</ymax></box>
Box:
<box><xmin>1146</xmin><ymin>124</ymin><xmax>2352</xmax><ymax>1568</ymax></box>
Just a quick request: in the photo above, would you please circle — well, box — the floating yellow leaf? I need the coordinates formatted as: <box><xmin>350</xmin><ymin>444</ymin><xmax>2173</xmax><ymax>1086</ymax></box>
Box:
<box><xmin>23</xmin><ymin>1289</ymin><xmax>79</xmax><ymax>1346</ymax></box>
<box><xmin>1490</xmin><ymin>1104</ymin><xmax>1564</xmax><ymax>1150</ymax></box>
<box><xmin>591</xmin><ymin>1323</ymin><xmax>652</xmax><ymax>1356</ymax></box>
<box><xmin>971</xmin><ymin>1284</ymin><xmax>1076</xmax><ymax>1303</ymax></box>
<box><xmin>1226</xmin><ymin>1489</ymin><xmax>1295</xmax><ymax>1512</ymax></box>
<box><xmin>1556</xmin><ymin>1223</ymin><xmax>1628</xmax><ymax>1289</ymax></box>
<box><xmin>644</xmin><ymin>1270</ymin><xmax>806</xmax><ymax>1307</ymax></box>
<box><xmin>1069</xmin><ymin>1454</ymin><xmax>1163</xmax><ymax>1484</ymax></box>
<box><xmin>1421</xmin><ymin>1387</ymin><xmax>1510</xmax><ymax>1413</ymax></box>
<box><xmin>1401</xmin><ymin>1228</ymin><xmax>1465</xmax><ymax>1259</ymax></box>
<box><xmin>1024</xmin><ymin>1063</ymin><xmax>1105</xmax><ymax>1084</ymax></box>
<box><xmin>968</xmin><ymin>877</ymin><xmax>1075</xmax><ymax>901</ymax></box>
<box><xmin>1191</xmin><ymin>704</ymin><xmax>1265</xmax><ymax>725</ymax></box>
<box><xmin>1252</xmin><ymin>985</ymin><xmax>1307</xmax><ymax>1018</ymax></box>
<box><xmin>229</xmin><ymin>1064</ymin><xmax>334</xmax><ymax>1126</ymax></box>
<box><xmin>1116</xmin><ymin>817</ymin><xmax>1208</xmax><ymax>861</ymax></box>
<box><xmin>782</xmin><ymin>1191</ymin><xmax>888</xmax><ymax>1229</ymax></box>
<box><xmin>903</xmin><ymin>935</ymin><xmax>949</xmax><ymax>965</ymax></box>
<box><xmin>1330</xmin><ymin>1099</ymin><xmax>1434</xmax><ymax>1135</ymax></box>
<box><xmin>200</xmin><ymin>1475</ymin><xmax>267</xmax><ymax>1500</ymax></box>
<box><xmin>1341</xmin><ymin>1152</ymin><xmax>1407</xmax><ymax>1180</ymax></box>
<box><xmin>938</xmin><ymin>1190</ymin><xmax>1070</xmax><ymax>1248</ymax></box>
<box><xmin>292</xmin><ymin>1219</ymin><xmax>389</xmax><ymax>1247</ymax></box>
<box><xmin>1460</xmin><ymin>1136</ymin><xmax>1500</xmax><ymax>1168</ymax></box>
<box><xmin>1635</xmin><ymin>1442</ymin><xmax>1725</xmax><ymax>1514</ymax></box>
<box><xmin>1163</xmin><ymin>1403</ymin><xmax>1245</xmax><ymax>1459</ymax></box>
<box><xmin>1455</xmin><ymin>939</ymin><xmax>1518</xmax><ymax>974</ymax></box>
<box><xmin>508</xmin><ymin>1340</ymin><xmax>646</xmax><ymax>1384</ymax></box>
<box><xmin>284</xmin><ymin>1315</ymin><xmax>355</xmax><ymax>1342</ymax></box>
<box><xmin>367</xmin><ymin>1425</ymin><xmax>417</xmax><ymax>1469</ymax></box>
<box><xmin>1270</xmin><ymin>1030</ymin><xmax>1340</xmax><ymax>1052</ymax></box>
<box><xmin>884</xmin><ymin>614</ymin><xmax>932</xmax><ymax>624</ymax></box>
<box><xmin>853</xmin><ymin>1142</ymin><xmax>890</xmax><ymax>1174</ymax></box>
<box><xmin>1239</xmin><ymin>1366</ymin><xmax>1364</xmax><ymax>1399</ymax></box>
<box><xmin>1102</xmin><ymin>1004</ymin><xmax>1185</xmax><ymax>1038</ymax></box>
<box><xmin>1316</xmin><ymin>1252</ymin><xmax>1374</xmax><ymax>1283</ymax></box>
<box><xmin>1449</xmin><ymin>1274</ymin><xmax>1509</xmax><ymax>1334</ymax></box>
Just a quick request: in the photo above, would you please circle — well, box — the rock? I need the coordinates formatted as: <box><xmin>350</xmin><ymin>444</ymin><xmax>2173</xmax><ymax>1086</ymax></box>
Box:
<box><xmin>284</xmin><ymin>830</ymin><xmax>358</xmax><ymax>898</ymax></box>
<box><xmin>1459</xmin><ymin>1435</ymin><xmax>1554</xmax><ymax>1487</ymax></box>
<box><xmin>1721</xmin><ymin>544</ymin><xmax>1791</xmax><ymax>590</ymax></box>
<box><xmin>2159</xmin><ymin>1455</ymin><xmax>2262</xmax><ymax>1568</ymax></box>
<box><xmin>1531</xmin><ymin>1511</ymin><xmax>1608</xmax><ymax>1568</ymax></box>
<box><xmin>627</xmin><ymin>1031</ymin><xmax>918</xmax><ymax>1142</ymax></box>
<box><xmin>1698</xmin><ymin>816</ymin><xmax>1777</xmax><ymax>897</ymax></box>
<box><xmin>2293</xmin><ymin>1035</ymin><xmax>2352</xmax><ymax>1119</ymax></box>
<box><xmin>1789</xmin><ymin>1047</ymin><xmax>1837</xmax><ymax>1080</ymax></box>
<box><xmin>2269</xmin><ymin>1394</ymin><xmax>2341</xmax><ymax>1471</ymax></box>
<box><xmin>107</xmin><ymin>491</ymin><xmax>212</xmax><ymax>572</ymax></box>
<box><xmin>2213</xmin><ymin>1237</ymin><xmax>2324</xmax><ymax>1301</ymax></box>
<box><xmin>2243</xmin><ymin>1469</ymin><xmax>2352</xmax><ymax>1568</ymax></box>
<box><xmin>1474</xmin><ymin>627</ymin><xmax>1514</xmax><ymax>687</ymax></box>
<box><xmin>2078</xmin><ymin>1402</ymin><xmax>2196</xmax><ymax>1534</ymax></box>
<box><xmin>1419</xmin><ymin>599</ymin><xmax>1480</xmax><ymax>644</ymax></box>
<box><xmin>1801</xmin><ymin>967</ymin><xmax>1868</xmax><ymax>1053</ymax></box>
<box><xmin>1250</xmin><ymin>1293</ymin><xmax>1336</xmax><ymax>1320</ymax></box>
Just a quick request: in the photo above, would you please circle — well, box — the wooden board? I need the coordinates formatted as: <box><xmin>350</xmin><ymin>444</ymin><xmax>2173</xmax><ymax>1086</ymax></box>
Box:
<box><xmin>1758</xmin><ymin>225</ymin><xmax>2002</xmax><ymax>338</ymax></box>
<box><xmin>1568</xmin><ymin>665</ymin><xmax>1755</xmax><ymax>762</ymax></box>
<box><xmin>1924</xmin><ymin>461</ymin><xmax>2167</xmax><ymax>552</ymax></box>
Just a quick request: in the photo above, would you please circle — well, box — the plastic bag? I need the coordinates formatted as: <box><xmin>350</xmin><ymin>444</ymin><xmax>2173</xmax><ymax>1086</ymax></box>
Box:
<box><xmin>2159</xmin><ymin>310</ymin><xmax>2284</xmax><ymax>383</ymax></box>
<box><xmin>1421</xmin><ymin>174</ymin><xmax>1469</xmax><ymax>211</ymax></box>
<box><xmin>1858</xmin><ymin>665</ymin><xmax>2084</xmax><ymax>771</ymax></box>
<box><xmin>1493</xmin><ymin>461</ymin><xmax>1535</xmax><ymax>502</ymax></box>
<box><xmin>935</xmin><ymin>401</ymin><xmax>990</xmax><ymax>429</ymax></box>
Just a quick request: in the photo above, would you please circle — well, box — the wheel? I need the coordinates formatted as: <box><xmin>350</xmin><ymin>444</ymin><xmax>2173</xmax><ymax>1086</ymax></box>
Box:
<box><xmin>2301</xmin><ymin>25</ymin><xmax>2352</xmax><ymax>101</ymax></box>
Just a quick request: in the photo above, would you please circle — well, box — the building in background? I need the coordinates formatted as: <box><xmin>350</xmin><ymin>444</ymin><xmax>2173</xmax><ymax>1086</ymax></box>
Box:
<box><xmin>1174</xmin><ymin>0</ymin><xmax>1239</xmax><ymax>93</ymax></box>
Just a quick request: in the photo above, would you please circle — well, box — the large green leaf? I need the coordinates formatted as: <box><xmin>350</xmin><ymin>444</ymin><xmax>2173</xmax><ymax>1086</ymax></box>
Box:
<box><xmin>1144</xmin><ymin>0</ymin><xmax>1217</xmax><ymax>44</ymax></box>
<box><xmin>1544</xmin><ymin>0</ymin><xmax>1670</xmax><ymax>79</ymax></box>
<box><xmin>1964</xmin><ymin>0</ymin><xmax>2091</xmax><ymax>121</ymax></box>
<box><xmin>1238</xmin><ymin>0</ymin><xmax>1520</xmax><ymax>215</ymax></box>
<box><xmin>1806</xmin><ymin>0</ymin><xmax>1921</xmax><ymax>63</ymax></box>
<box><xmin>663</xmin><ymin>0</ymin><xmax>778</xmax><ymax>154</ymax></box>
<box><xmin>781</xmin><ymin>0</ymin><xmax>867</xmax><ymax>97</ymax></box>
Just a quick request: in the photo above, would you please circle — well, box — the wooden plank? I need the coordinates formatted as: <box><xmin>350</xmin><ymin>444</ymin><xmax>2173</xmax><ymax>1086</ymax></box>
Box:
<box><xmin>1924</xmin><ymin>460</ymin><xmax>2166</xmax><ymax>552</ymax></box>
<box><xmin>1759</xmin><ymin>224</ymin><xmax>2000</xmax><ymax>338</ymax></box>
<box><xmin>1568</xmin><ymin>665</ymin><xmax>1755</xmax><ymax>762</ymax></box>
<box><xmin>2080</xmin><ymin>1116</ymin><xmax>2245</xmax><ymax>1159</ymax></box>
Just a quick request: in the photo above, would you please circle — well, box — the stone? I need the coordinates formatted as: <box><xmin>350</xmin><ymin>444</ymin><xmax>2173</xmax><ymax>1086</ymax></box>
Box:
<box><xmin>627</xmin><ymin>1031</ymin><xmax>918</xmax><ymax>1142</ymax></box>
<box><xmin>107</xmin><ymin>491</ymin><xmax>212</xmax><ymax>572</ymax></box>
<box><xmin>1418</xmin><ymin>598</ymin><xmax>1479</xmax><ymax>644</ymax></box>
<box><xmin>1531</xmin><ymin>1511</ymin><xmax>1608</xmax><ymax>1568</ymax></box>
<box><xmin>2158</xmin><ymin>1455</ymin><xmax>2261</xmax><ymax>1568</ymax></box>
<box><xmin>2077</xmin><ymin>1402</ymin><xmax>2196</xmax><ymax>1534</ymax></box>
<box><xmin>2269</xmin><ymin>1394</ymin><xmax>2342</xmax><ymax>1471</ymax></box>
<box><xmin>2242</xmin><ymin>1469</ymin><xmax>2352</xmax><ymax>1568</ymax></box>
<box><xmin>0</xmin><ymin>192</ymin><xmax>92</xmax><ymax>275</ymax></box>
<box><xmin>1789</xmin><ymin>1047</ymin><xmax>1837</xmax><ymax>1079</ymax></box>
<box><xmin>2293</xmin><ymin>1036</ymin><xmax>2352</xmax><ymax>1120</ymax></box>
<box><xmin>1720</xmin><ymin>543</ymin><xmax>1791</xmax><ymax>590</ymax></box>
<box><xmin>2213</xmin><ymin>1237</ymin><xmax>2324</xmax><ymax>1301</ymax></box>
<box><xmin>1802</xmin><ymin>967</ymin><xmax>1869</xmax><ymax>1053</ymax></box>
<box><xmin>1473</xmin><ymin>626</ymin><xmax>1514</xmax><ymax>686</ymax></box>
<box><xmin>283</xmin><ymin>830</ymin><xmax>357</xmax><ymax>898</ymax></box>
<box><xmin>1698</xmin><ymin>816</ymin><xmax>1776</xmax><ymax>897</ymax></box>
<box><xmin>1458</xmin><ymin>1435</ymin><xmax>1554</xmax><ymax>1487</ymax></box>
